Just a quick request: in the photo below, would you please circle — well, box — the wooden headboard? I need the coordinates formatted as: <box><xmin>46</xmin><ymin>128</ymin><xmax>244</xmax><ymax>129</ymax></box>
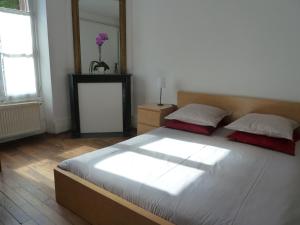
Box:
<box><xmin>178</xmin><ymin>91</ymin><xmax>300</xmax><ymax>123</ymax></box>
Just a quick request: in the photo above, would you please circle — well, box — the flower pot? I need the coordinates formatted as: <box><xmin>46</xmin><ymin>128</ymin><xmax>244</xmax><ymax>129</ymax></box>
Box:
<box><xmin>95</xmin><ymin>67</ymin><xmax>105</xmax><ymax>74</ymax></box>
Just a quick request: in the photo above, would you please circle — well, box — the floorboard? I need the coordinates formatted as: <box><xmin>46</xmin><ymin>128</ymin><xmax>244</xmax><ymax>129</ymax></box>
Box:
<box><xmin>0</xmin><ymin>133</ymin><xmax>131</xmax><ymax>225</ymax></box>
<box><xmin>0</xmin><ymin>205</ymin><xmax>20</xmax><ymax>225</ymax></box>
<box><xmin>0</xmin><ymin>192</ymin><xmax>30</xmax><ymax>224</ymax></box>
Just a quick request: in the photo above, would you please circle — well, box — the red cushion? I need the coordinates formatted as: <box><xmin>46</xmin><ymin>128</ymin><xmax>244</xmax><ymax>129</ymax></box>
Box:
<box><xmin>228</xmin><ymin>131</ymin><xmax>295</xmax><ymax>156</ymax></box>
<box><xmin>294</xmin><ymin>131</ymin><xmax>300</xmax><ymax>142</ymax></box>
<box><xmin>165</xmin><ymin>120</ymin><xmax>216</xmax><ymax>135</ymax></box>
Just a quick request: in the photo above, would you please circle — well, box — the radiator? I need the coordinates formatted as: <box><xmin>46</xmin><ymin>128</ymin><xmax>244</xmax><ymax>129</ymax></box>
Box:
<box><xmin>0</xmin><ymin>102</ymin><xmax>42</xmax><ymax>140</ymax></box>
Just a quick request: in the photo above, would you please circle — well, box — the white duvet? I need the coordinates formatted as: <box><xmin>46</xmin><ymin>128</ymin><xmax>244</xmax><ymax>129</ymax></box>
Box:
<box><xmin>59</xmin><ymin>128</ymin><xmax>300</xmax><ymax>225</ymax></box>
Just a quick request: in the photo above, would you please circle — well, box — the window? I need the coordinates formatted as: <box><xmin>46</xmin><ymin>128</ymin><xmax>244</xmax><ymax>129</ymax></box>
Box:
<box><xmin>0</xmin><ymin>0</ymin><xmax>39</xmax><ymax>103</ymax></box>
<box><xmin>0</xmin><ymin>0</ymin><xmax>19</xmax><ymax>10</ymax></box>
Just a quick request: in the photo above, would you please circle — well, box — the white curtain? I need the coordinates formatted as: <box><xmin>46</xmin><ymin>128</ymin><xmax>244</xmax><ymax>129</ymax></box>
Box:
<box><xmin>19</xmin><ymin>0</ymin><xmax>30</xmax><ymax>12</ymax></box>
<box><xmin>0</xmin><ymin>9</ymin><xmax>38</xmax><ymax>103</ymax></box>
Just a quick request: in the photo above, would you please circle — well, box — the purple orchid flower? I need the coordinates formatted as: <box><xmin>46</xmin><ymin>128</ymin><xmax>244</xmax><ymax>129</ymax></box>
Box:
<box><xmin>99</xmin><ymin>32</ymin><xmax>108</xmax><ymax>41</ymax></box>
<box><xmin>96</xmin><ymin>32</ymin><xmax>109</xmax><ymax>46</ymax></box>
<box><xmin>96</xmin><ymin>37</ymin><xmax>105</xmax><ymax>46</ymax></box>
<box><xmin>91</xmin><ymin>33</ymin><xmax>110</xmax><ymax>73</ymax></box>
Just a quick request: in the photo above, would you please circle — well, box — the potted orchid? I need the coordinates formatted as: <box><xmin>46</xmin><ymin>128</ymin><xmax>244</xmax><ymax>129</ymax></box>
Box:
<box><xmin>89</xmin><ymin>32</ymin><xmax>110</xmax><ymax>74</ymax></box>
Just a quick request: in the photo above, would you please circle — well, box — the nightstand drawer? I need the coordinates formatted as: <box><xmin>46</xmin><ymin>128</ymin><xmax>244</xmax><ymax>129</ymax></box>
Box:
<box><xmin>137</xmin><ymin>123</ymin><xmax>158</xmax><ymax>135</ymax></box>
<box><xmin>138</xmin><ymin>109</ymin><xmax>162</xmax><ymax>127</ymax></box>
<box><xmin>137</xmin><ymin>104</ymin><xmax>177</xmax><ymax>135</ymax></box>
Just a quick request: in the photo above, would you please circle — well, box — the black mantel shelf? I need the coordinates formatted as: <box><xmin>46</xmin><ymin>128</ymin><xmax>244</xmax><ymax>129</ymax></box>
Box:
<box><xmin>71</xmin><ymin>74</ymin><xmax>132</xmax><ymax>82</ymax></box>
<box><xmin>69</xmin><ymin>74</ymin><xmax>132</xmax><ymax>138</ymax></box>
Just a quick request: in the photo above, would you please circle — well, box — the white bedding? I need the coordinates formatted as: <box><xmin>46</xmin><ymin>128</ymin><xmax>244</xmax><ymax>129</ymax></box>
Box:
<box><xmin>59</xmin><ymin>128</ymin><xmax>300</xmax><ymax>225</ymax></box>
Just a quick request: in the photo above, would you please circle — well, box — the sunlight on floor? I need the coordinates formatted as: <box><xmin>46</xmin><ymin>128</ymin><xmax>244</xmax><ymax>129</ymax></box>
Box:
<box><xmin>140</xmin><ymin>138</ymin><xmax>230</xmax><ymax>166</ymax></box>
<box><xmin>58</xmin><ymin>146</ymin><xmax>96</xmax><ymax>159</ymax></box>
<box><xmin>94</xmin><ymin>151</ymin><xmax>204</xmax><ymax>195</ymax></box>
<box><xmin>14</xmin><ymin>158</ymin><xmax>57</xmax><ymax>184</ymax></box>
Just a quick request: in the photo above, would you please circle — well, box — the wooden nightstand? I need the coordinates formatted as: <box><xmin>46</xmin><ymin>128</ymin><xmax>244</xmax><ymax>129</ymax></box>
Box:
<box><xmin>137</xmin><ymin>104</ymin><xmax>177</xmax><ymax>135</ymax></box>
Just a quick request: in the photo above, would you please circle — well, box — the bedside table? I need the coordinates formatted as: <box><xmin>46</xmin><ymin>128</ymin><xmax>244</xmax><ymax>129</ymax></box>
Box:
<box><xmin>137</xmin><ymin>104</ymin><xmax>177</xmax><ymax>135</ymax></box>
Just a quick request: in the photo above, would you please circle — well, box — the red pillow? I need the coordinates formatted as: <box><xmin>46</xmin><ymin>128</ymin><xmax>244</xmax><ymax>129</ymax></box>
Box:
<box><xmin>228</xmin><ymin>131</ymin><xmax>295</xmax><ymax>156</ymax></box>
<box><xmin>165</xmin><ymin>120</ymin><xmax>216</xmax><ymax>135</ymax></box>
<box><xmin>294</xmin><ymin>131</ymin><xmax>300</xmax><ymax>142</ymax></box>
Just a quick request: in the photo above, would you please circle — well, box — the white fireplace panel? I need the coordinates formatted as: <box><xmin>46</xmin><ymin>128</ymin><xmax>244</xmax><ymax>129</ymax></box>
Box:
<box><xmin>78</xmin><ymin>83</ymin><xmax>123</xmax><ymax>133</ymax></box>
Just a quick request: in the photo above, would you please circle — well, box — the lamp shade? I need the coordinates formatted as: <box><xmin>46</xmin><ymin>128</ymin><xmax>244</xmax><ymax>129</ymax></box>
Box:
<box><xmin>157</xmin><ymin>77</ymin><xmax>166</xmax><ymax>89</ymax></box>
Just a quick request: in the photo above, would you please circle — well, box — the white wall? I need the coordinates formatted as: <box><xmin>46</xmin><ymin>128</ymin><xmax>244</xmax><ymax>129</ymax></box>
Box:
<box><xmin>34</xmin><ymin>0</ymin><xmax>54</xmax><ymax>132</ymax></box>
<box><xmin>43</xmin><ymin>0</ymin><xmax>74</xmax><ymax>133</ymax></box>
<box><xmin>36</xmin><ymin>0</ymin><xmax>300</xmax><ymax>132</ymax></box>
<box><xmin>127</xmin><ymin>0</ymin><xmax>300</xmax><ymax>122</ymax></box>
<box><xmin>80</xmin><ymin>10</ymin><xmax>118</xmax><ymax>27</ymax></box>
<box><xmin>33</xmin><ymin>0</ymin><xmax>74</xmax><ymax>133</ymax></box>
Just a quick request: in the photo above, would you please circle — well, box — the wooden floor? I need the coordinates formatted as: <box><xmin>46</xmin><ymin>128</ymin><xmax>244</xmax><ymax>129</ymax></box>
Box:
<box><xmin>0</xmin><ymin>133</ymin><xmax>131</xmax><ymax>225</ymax></box>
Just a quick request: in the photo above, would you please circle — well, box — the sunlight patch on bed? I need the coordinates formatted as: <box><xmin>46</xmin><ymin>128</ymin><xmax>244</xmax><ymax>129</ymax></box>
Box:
<box><xmin>189</xmin><ymin>146</ymin><xmax>231</xmax><ymax>166</ymax></box>
<box><xmin>121</xmin><ymin>134</ymin><xmax>158</xmax><ymax>146</ymax></box>
<box><xmin>140</xmin><ymin>138</ymin><xmax>206</xmax><ymax>159</ymax></box>
<box><xmin>94</xmin><ymin>151</ymin><xmax>204</xmax><ymax>195</ymax></box>
<box><xmin>140</xmin><ymin>138</ymin><xmax>230</xmax><ymax>166</ymax></box>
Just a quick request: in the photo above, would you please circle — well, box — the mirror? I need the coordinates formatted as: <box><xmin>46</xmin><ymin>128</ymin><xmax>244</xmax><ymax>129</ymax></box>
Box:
<box><xmin>71</xmin><ymin>0</ymin><xmax>127</xmax><ymax>74</ymax></box>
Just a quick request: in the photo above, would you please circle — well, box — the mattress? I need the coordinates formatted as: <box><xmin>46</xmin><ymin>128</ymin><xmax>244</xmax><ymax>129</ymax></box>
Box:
<box><xmin>59</xmin><ymin>128</ymin><xmax>300</xmax><ymax>225</ymax></box>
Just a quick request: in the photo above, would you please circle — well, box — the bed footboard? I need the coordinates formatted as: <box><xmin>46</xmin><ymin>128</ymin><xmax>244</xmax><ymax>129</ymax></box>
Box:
<box><xmin>54</xmin><ymin>168</ymin><xmax>173</xmax><ymax>225</ymax></box>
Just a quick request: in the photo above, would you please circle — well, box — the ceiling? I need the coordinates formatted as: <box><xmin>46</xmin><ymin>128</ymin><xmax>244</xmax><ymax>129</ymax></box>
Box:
<box><xmin>79</xmin><ymin>0</ymin><xmax>119</xmax><ymax>20</ymax></box>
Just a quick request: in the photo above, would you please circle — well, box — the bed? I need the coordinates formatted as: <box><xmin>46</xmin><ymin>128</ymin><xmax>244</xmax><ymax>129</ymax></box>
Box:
<box><xmin>55</xmin><ymin>91</ymin><xmax>300</xmax><ymax>225</ymax></box>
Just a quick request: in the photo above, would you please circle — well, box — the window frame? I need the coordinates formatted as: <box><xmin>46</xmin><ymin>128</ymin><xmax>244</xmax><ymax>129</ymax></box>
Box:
<box><xmin>0</xmin><ymin>2</ymin><xmax>41</xmax><ymax>104</ymax></box>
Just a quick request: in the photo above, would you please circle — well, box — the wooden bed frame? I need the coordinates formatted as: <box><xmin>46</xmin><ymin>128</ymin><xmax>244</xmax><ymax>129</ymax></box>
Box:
<box><xmin>55</xmin><ymin>91</ymin><xmax>300</xmax><ymax>225</ymax></box>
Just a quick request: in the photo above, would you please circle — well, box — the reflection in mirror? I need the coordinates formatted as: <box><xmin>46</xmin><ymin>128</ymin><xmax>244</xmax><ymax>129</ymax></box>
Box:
<box><xmin>79</xmin><ymin>0</ymin><xmax>119</xmax><ymax>74</ymax></box>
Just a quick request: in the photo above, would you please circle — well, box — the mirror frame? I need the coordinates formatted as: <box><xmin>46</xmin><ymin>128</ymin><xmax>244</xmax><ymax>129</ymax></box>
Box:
<box><xmin>71</xmin><ymin>0</ymin><xmax>127</xmax><ymax>74</ymax></box>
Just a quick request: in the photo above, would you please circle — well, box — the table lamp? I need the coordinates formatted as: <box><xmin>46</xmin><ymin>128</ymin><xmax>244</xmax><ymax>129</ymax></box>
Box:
<box><xmin>157</xmin><ymin>77</ymin><xmax>166</xmax><ymax>106</ymax></box>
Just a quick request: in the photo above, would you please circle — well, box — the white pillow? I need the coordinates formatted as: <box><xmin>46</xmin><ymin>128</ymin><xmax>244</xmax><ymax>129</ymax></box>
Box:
<box><xmin>225</xmin><ymin>113</ymin><xmax>299</xmax><ymax>140</ymax></box>
<box><xmin>165</xmin><ymin>104</ymin><xmax>230</xmax><ymax>127</ymax></box>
